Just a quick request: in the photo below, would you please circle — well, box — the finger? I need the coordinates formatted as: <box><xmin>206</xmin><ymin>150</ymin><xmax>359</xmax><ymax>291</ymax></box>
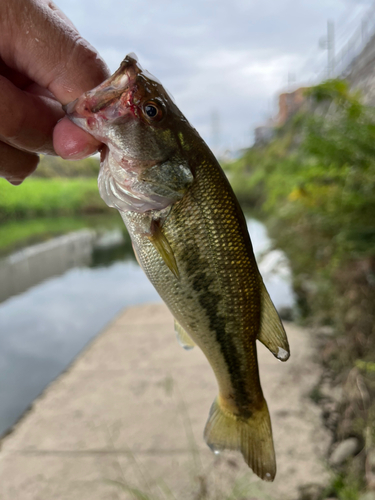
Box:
<box><xmin>39</xmin><ymin>0</ymin><xmax>79</xmax><ymax>32</ymax></box>
<box><xmin>0</xmin><ymin>75</ymin><xmax>64</xmax><ymax>155</ymax></box>
<box><xmin>0</xmin><ymin>57</ymin><xmax>32</xmax><ymax>89</ymax></box>
<box><xmin>1</xmin><ymin>0</ymin><xmax>110</xmax><ymax>104</ymax></box>
<box><xmin>25</xmin><ymin>81</ymin><xmax>56</xmax><ymax>99</ymax></box>
<box><xmin>53</xmin><ymin>117</ymin><xmax>100</xmax><ymax>159</ymax></box>
<box><xmin>0</xmin><ymin>141</ymin><xmax>39</xmax><ymax>184</ymax></box>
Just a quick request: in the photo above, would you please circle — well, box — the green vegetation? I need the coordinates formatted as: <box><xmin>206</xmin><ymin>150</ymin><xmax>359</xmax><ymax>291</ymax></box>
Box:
<box><xmin>223</xmin><ymin>79</ymin><xmax>375</xmax><ymax>497</ymax></box>
<box><xmin>0</xmin><ymin>154</ymin><xmax>105</xmax><ymax>223</ymax></box>
<box><xmin>0</xmin><ymin>153</ymin><xmax>117</xmax><ymax>253</ymax></box>
<box><xmin>0</xmin><ymin>177</ymin><xmax>108</xmax><ymax>220</ymax></box>
<box><xmin>322</xmin><ymin>471</ymin><xmax>364</xmax><ymax>500</ymax></box>
<box><xmin>36</xmin><ymin>154</ymin><xmax>100</xmax><ymax>178</ymax></box>
<box><xmin>0</xmin><ymin>155</ymin><xmax>112</xmax><ymax>250</ymax></box>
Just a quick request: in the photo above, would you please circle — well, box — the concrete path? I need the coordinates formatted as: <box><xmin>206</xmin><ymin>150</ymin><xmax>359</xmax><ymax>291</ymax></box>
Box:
<box><xmin>0</xmin><ymin>304</ymin><xmax>330</xmax><ymax>500</ymax></box>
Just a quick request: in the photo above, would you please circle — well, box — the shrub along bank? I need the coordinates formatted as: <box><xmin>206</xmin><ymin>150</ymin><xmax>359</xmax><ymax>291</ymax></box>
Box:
<box><xmin>224</xmin><ymin>80</ymin><xmax>375</xmax><ymax>498</ymax></box>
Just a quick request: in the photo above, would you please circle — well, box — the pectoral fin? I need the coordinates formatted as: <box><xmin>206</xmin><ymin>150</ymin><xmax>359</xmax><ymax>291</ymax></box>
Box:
<box><xmin>174</xmin><ymin>320</ymin><xmax>195</xmax><ymax>350</ymax></box>
<box><xmin>257</xmin><ymin>278</ymin><xmax>290</xmax><ymax>361</ymax></box>
<box><xmin>148</xmin><ymin>219</ymin><xmax>179</xmax><ymax>279</ymax></box>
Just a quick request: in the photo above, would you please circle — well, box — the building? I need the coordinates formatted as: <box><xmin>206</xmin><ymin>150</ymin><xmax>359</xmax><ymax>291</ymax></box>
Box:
<box><xmin>277</xmin><ymin>87</ymin><xmax>307</xmax><ymax>125</ymax></box>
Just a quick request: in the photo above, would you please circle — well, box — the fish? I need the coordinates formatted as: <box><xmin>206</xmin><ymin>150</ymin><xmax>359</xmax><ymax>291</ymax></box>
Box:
<box><xmin>65</xmin><ymin>53</ymin><xmax>290</xmax><ymax>481</ymax></box>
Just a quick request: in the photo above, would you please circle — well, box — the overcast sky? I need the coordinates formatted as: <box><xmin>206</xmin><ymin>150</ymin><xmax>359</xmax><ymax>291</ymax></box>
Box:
<box><xmin>57</xmin><ymin>0</ymin><xmax>374</xmax><ymax>151</ymax></box>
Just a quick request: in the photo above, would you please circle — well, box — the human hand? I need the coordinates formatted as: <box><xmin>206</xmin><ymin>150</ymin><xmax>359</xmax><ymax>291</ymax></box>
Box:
<box><xmin>0</xmin><ymin>0</ymin><xmax>109</xmax><ymax>185</ymax></box>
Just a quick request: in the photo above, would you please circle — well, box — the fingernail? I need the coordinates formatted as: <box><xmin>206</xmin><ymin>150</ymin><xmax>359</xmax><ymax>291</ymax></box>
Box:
<box><xmin>66</xmin><ymin>145</ymin><xmax>94</xmax><ymax>160</ymax></box>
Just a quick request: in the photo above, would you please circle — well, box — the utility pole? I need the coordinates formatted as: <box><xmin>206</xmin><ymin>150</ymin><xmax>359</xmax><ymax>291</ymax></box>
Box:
<box><xmin>327</xmin><ymin>20</ymin><xmax>335</xmax><ymax>78</ymax></box>
<box><xmin>319</xmin><ymin>20</ymin><xmax>335</xmax><ymax>78</ymax></box>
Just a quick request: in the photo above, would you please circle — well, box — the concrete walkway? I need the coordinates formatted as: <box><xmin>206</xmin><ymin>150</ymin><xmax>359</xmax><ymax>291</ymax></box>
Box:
<box><xmin>0</xmin><ymin>304</ymin><xmax>330</xmax><ymax>500</ymax></box>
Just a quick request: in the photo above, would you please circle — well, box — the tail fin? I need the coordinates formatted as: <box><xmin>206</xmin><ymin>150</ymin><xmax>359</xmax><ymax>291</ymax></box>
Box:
<box><xmin>203</xmin><ymin>397</ymin><xmax>276</xmax><ymax>481</ymax></box>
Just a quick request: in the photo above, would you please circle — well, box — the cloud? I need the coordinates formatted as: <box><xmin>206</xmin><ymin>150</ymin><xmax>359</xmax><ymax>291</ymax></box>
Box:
<box><xmin>58</xmin><ymin>0</ymin><xmax>373</xmax><ymax>149</ymax></box>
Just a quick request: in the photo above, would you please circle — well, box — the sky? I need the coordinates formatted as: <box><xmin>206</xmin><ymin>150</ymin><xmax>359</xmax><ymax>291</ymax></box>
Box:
<box><xmin>57</xmin><ymin>0</ymin><xmax>374</xmax><ymax>152</ymax></box>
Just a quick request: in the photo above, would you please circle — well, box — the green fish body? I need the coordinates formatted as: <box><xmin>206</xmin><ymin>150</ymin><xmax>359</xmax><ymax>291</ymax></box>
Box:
<box><xmin>66</xmin><ymin>54</ymin><xmax>290</xmax><ymax>481</ymax></box>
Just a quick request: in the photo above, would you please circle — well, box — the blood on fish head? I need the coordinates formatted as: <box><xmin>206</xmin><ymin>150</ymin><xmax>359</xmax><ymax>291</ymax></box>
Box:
<box><xmin>65</xmin><ymin>54</ymin><xmax>139</xmax><ymax>130</ymax></box>
<box><xmin>65</xmin><ymin>53</ymin><xmax>194</xmax><ymax>165</ymax></box>
<box><xmin>65</xmin><ymin>54</ymin><xmax>202</xmax><ymax>214</ymax></box>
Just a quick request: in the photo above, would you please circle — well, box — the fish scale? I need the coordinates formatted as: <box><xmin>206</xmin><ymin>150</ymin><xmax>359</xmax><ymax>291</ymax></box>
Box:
<box><xmin>66</xmin><ymin>53</ymin><xmax>290</xmax><ymax>481</ymax></box>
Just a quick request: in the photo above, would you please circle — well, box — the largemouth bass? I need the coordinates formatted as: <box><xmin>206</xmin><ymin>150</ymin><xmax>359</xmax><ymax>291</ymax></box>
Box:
<box><xmin>66</xmin><ymin>54</ymin><xmax>290</xmax><ymax>481</ymax></box>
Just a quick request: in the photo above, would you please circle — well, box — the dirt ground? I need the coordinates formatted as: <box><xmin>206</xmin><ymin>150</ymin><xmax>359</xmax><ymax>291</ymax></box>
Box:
<box><xmin>0</xmin><ymin>303</ymin><xmax>331</xmax><ymax>500</ymax></box>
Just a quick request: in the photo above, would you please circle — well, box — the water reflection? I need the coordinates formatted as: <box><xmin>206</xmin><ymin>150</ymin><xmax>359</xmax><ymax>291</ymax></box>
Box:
<box><xmin>0</xmin><ymin>231</ymin><xmax>94</xmax><ymax>303</ymax></box>
<box><xmin>0</xmin><ymin>262</ymin><xmax>160</xmax><ymax>438</ymax></box>
<box><xmin>92</xmin><ymin>229</ymin><xmax>134</xmax><ymax>267</ymax></box>
<box><xmin>247</xmin><ymin>219</ymin><xmax>294</xmax><ymax>315</ymax></box>
<box><xmin>0</xmin><ymin>227</ymin><xmax>138</xmax><ymax>304</ymax></box>
<box><xmin>0</xmin><ymin>216</ymin><xmax>294</xmax><ymax>438</ymax></box>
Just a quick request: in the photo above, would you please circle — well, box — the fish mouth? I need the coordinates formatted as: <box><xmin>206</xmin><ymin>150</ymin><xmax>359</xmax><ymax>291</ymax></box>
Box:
<box><xmin>64</xmin><ymin>53</ymin><xmax>141</xmax><ymax>128</ymax></box>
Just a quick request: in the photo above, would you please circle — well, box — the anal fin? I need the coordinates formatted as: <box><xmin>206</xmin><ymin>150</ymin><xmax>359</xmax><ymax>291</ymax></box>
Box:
<box><xmin>257</xmin><ymin>278</ymin><xmax>290</xmax><ymax>361</ymax></box>
<box><xmin>148</xmin><ymin>219</ymin><xmax>179</xmax><ymax>279</ymax></box>
<box><xmin>174</xmin><ymin>320</ymin><xmax>195</xmax><ymax>350</ymax></box>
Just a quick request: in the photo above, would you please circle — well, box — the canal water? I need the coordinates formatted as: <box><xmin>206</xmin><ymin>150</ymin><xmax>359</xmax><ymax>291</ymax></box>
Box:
<box><xmin>0</xmin><ymin>216</ymin><xmax>294</xmax><ymax>438</ymax></box>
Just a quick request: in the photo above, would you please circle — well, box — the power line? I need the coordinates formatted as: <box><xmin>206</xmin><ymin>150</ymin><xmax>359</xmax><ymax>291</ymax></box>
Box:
<box><xmin>300</xmin><ymin>4</ymin><xmax>370</xmax><ymax>70</ymax></box>
<box><xmin>334</xmin><ymin>4</ymin><xmax>370</xmax><ymax>47</ymax></box>
<box><xmin>294</xmin><ymin>1</ymin><xmax>375</xmax><ymax>86</ymax></box>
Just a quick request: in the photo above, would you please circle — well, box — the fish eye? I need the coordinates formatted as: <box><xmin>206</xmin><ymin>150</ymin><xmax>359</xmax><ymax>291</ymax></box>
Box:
<box><xmin>143</xmin><ymin>102</ymin><xmax>162</xmax><ymax>120</ymax></box>
<box><xmin>145</xmin><ymin>104</ymin><xmax>157</xmax><ymax>117</ymax></box>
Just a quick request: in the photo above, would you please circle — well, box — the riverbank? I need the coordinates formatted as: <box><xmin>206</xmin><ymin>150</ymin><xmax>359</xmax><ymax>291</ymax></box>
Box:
<box><xmin>223</xmin><ymin>80</ymin><xmax>375</xmax><ymax>498</ymax></box>
<box><xmin>0</xmin><ymin>303</ymin><xmax>330</xmax><ymax>500</ymax></box>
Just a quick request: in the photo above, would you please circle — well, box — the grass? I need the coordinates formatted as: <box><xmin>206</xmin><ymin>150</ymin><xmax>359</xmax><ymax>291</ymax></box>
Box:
<box><xmin>0</xmin><ymin>177</ymin><xmax>109</xmax><ymax>220</ymax></box>
<box><xmin>321</xmin><ymin>470</ymin><xmax>364</xmax><ymax>500</ymax></box>
<box><xmin>35</xmin><ymin>154</ymin><xmax>100</xmax><ymax>178</ymax></box>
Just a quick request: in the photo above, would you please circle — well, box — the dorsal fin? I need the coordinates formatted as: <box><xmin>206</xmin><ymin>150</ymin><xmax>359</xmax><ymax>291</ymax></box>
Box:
<box><xmin>174</xmin><ymin>320</ymin><xmax>195</xmax><ymax>350</ymax></box>
<box><xmin>257</xmin><ymin>278</ymin><xmax>290</xmax><ymax>361</ymax></box>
